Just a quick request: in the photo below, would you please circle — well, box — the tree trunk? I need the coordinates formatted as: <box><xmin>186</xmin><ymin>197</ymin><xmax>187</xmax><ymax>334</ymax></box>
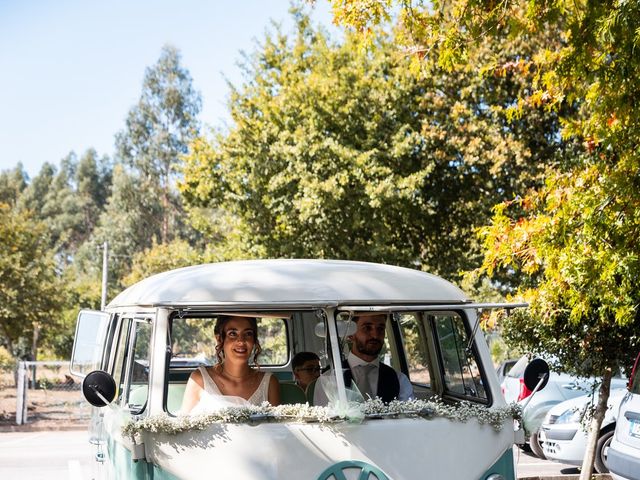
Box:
<box><xmin>579</xmin><ymin>368</ymin><xmax>612</xmax><ymax>480</ymax></box>
<box><xmin>30</xmin><ymin>322</ymin><xmax>40</xmax><ymax>388</ymax></box>
<box><xmin>31</xmin><ymin>322</ymin><xmax>40</xmax><ymax>362</ymax></box>
<box><xmin>161</xmin><ymin>181</ymin><xmax>169</xmax><ymax>244</ymax></box>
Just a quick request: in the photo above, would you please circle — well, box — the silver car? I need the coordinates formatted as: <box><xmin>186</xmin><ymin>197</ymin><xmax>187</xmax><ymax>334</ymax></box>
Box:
<box><xmin>502</xmin><ymin>354</ymin><xmax>627</xmax><ymax>459</ymax></box>
<box><xmin>540</xmin><ymin>388</ymin><xmax>627</xmax><ymax>473</ymax></box>
<box><xmin>608</xmin><ymin>352</ymin><xmax>640</xmax><ymax>480</ymax></box>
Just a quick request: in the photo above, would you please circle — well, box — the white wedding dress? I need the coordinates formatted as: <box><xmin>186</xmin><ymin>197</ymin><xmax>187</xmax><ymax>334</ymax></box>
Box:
<box><xmin>190</xmin><ymin>366</ymin><xmax>272</xmax><ymax>414</ymax></box>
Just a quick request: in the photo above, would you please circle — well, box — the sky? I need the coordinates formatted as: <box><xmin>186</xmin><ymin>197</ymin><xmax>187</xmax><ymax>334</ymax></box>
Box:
<box><xmin>0</xmin><ymin>0</ymin><xmax>335</xmax><ymax>179</ymax></box>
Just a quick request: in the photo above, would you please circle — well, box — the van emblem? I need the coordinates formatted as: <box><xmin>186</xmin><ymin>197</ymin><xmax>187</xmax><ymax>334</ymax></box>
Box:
<box><xmin>317</xmin><ymin>460</ymin><xmax>389</xmax><ymax>480</ymax></box>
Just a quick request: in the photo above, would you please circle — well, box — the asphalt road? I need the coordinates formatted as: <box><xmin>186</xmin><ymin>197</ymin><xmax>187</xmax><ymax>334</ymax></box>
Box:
<box><xmin>0</xmin><ymin>430</ymin><xmax>581</xmax><ymax>479</ymax></box>
<box><xmin>0</xmin><ymin>430</ymin><xmax>94</xmax><ymax>480</ymax></box>
<box><xmin>515</xmin><ymin>447</ymin><xmax>581</xmax><ymax>478</ymax></box>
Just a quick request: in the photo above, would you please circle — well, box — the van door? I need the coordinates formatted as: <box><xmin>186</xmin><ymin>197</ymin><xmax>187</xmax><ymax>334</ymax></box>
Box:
<box><xmin>70</xmin><ymin>310</ymin><xmax>112</xmax><ymax>478</ymax></box>
<box><xmin>100</xmin><ymin>316</ymin><xmax>154</xmax><ymax>480</ymax></box>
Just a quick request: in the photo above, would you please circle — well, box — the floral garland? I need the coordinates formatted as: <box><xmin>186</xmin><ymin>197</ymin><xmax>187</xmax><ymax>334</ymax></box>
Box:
<box><xmin>121</xmin><ymin>398</ymin><xmax>521</xmax><ymax>441</ymax></box>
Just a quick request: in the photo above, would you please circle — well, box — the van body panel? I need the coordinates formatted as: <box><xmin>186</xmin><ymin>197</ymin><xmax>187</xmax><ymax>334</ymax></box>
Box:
<box><xmin>481</xmin><ymin>448</ymin><xmax>517</xmax><ymax>480</ymax></box>
<box><xmin>141</xmin><ymin>417</ymin><xmax>515</xmax><ymax>480</ymax></box>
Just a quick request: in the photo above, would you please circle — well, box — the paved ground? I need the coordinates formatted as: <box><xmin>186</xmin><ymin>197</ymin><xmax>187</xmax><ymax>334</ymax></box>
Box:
<box><xmin>516</xmin><ymin>447</ymin><xmax>580</xmax><ymax>478</ymax></box>
<box><xmin>0</xmin><ymin>430</ymin><xmax>93</xmax><ymax>480</ymax></box>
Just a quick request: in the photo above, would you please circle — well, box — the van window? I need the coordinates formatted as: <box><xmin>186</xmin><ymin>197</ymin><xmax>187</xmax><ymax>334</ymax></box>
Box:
<box><xmin>432</xmin><ymin>312</ymin><xmax>488</xmax><ymax>402</ymax></box>
<box><xmin>166</xmin><ymin>315</ymin><xmax>289</xmax><ymax>415</ymax></box>
<box><xmin>256</xmin><ymin>317</ymin><xmax>288</xmax><ymax>365</ymax></box>
<box><xmin>171</xmin><ymin>317</ymin><xmax>217</xmax><ymax>364</ymax></box>
<box><xmin>169</xmin><ymin>315</ymin><xmax>289</xmax><ymax>366</ymax></box>
<box><xmin>397</xmin><ymin>313</ymin><xmax>431</xmax><ymax>386</ymax></box>
<box><xmin>128</xmin><ymin>320</ymin><xmax>152</xmax><ymax>413</ymax></box>
<box><xmin>70</xmin><ymin>310</ymin><xmax>110</xmax><ymax>376</ymax></box>
<box><xmin>112</xmin><ymin>318</ymin><xmax>132</xmax><ymax>404</ymax></box>
<box><xmin>111</xmin><ymin>318</ymin><xmax>152</xmax><ymax>412</ymax></box>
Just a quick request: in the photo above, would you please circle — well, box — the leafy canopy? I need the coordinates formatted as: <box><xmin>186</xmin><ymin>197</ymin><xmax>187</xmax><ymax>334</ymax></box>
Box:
<box><xmin>328</xmin><ymin>0</ymin><xmax>640</xmax><ymax>369</ymax></box>
<box><xmin>180</xmin><ymin>9</ymin><xmax>566</xmax><ymax>280</ymax></box>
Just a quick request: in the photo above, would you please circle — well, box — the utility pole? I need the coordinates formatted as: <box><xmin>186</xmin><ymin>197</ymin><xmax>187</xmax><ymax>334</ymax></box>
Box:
<box><xmin>101</xmin><ymin>241</ymin><xmax>108</xmax><ymax>310</ymax></box>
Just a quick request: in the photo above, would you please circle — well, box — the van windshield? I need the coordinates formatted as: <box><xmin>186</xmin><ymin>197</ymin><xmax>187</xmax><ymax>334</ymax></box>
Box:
<box><xmin>164</xmin><ymin>308</ymin><xmax>490</xmax><ymax>416</ymax></box>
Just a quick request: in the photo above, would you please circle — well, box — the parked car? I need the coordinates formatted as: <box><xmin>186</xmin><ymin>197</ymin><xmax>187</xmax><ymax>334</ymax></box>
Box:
<box><xmin>496</xmin><ymin>358</ymin><xmax>518</xmax><ymax>384</ymax></box>
<box><xmin>608</xmin><ymin>351</ymin><xmax>640</xmax><ymax>480</ymax></box>
<box><xmin>540</xmin><ymin>388</ymin><xmax>627</xmax><ymax>473</ymax></box>
<box><xmin>502</xmin><ymin>354</ymin><xmax>628</xmax><ymax>459</ymax></box>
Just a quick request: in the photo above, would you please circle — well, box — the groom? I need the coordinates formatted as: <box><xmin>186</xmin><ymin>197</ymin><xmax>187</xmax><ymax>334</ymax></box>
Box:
<box><xmin>314</xmin><ymin>314</ymin><xmax>413</xmax><ymax>404</ymax></box>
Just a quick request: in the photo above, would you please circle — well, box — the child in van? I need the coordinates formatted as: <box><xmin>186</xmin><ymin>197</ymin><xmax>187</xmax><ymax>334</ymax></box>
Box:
<box><xmin>292</xmin><ymin>351</ymin><xmax>321</xmax><ymax>392</ymax></box>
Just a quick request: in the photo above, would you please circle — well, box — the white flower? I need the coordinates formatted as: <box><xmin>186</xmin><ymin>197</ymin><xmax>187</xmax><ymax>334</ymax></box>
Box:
<box><xmin>121</xmin><ymin>399</ymin><xmax>522</xmax><ymax>440</ymax></box>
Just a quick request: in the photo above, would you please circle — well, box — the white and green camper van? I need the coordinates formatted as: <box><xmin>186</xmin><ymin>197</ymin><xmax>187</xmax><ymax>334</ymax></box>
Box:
<box><xmin>70</xmin><ymin>259</ymin><xmax>546</xmax><ymax>480</ymax></box>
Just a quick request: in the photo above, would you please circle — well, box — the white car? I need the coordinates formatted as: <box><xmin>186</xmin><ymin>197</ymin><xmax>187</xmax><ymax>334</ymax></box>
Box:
<box><xmin>540</xmin><ymin>388</ymin><xmax>628</xmax><ymax>473</ymax></box>
<box><xmin>608</xmin><ymin>351</ymin><xmax>640</xmax><ymax>480</ymax></box>
<box><xmin>502</xmin><ymin>354</ymin><xmax>628</xmax><ymax>458</ymax></box>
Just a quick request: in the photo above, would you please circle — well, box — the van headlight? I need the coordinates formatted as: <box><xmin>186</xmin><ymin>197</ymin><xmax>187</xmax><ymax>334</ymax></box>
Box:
<box><xmin>554</xmin><ymin>407</ymin><xmax>582</xmax><ymax>425</ymax></box>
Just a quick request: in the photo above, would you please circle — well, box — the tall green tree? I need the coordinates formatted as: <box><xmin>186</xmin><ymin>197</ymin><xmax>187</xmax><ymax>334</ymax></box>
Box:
<box><xmin>87</xmin><ymin>164</ymin><xmax>161</xmax><ymax>290</ymax></box>
<box><xmin>180</xmin><ymin>10</ymin><xmax>570</xmax><ymax>280</ymax></box>
<box><xmin>115</xmin><ymin>44</ymin><xmax>202</xmax><ymax>244</ymax></box>
<box><xmin>0</xmin><ymin>164</ymin><xmax>28</xmax><ymax>206</ymax></box>
<box><xmin>15</xmin><ymin>151</ymin><xmax>112</xmax><ymax>264</ymax></box>
<box><xmin>74</xmin><ymin>149</ymin><xmax>113</xmax><ymax>243</ymax></box>
<box><xmin>0</xmin><ymin>203</ymin><xmax>63</xmax><ymax>359</ymax></box>
<box><xmin>328</xmin><ymin>1</ymin><xmax>640</xmax><ymax>477</ymax></box>
<box><xmin>17</xmin><ymin>162</ymin><xmax>56</xmax><ymax>218</ymax></box>
<box><xmin>1</xmin><ymin>153</ymin><xmax>111</xmax><ymax>359</ymax></box>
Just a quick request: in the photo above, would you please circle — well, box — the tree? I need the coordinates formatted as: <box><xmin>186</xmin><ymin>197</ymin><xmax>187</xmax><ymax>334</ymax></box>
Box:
<box><xmin>180</xmin><ymin>10</ymin><xmax>568</xmax><ymax>280</ymax></box>
<box><xmin>328</xmin><ymin>1</ymin><xmax>640</xmax><ymax>477</ymax></box>
<box><xmin>17</xmin><ymin>162</ymin><xmax>56</xmax><ymax>218</ymax></box>
<box><xmin>87</xmin><ymin>164</ymin><xmax>162</xmax><ymax>290</ymax></box>
<box><xmin>0</xmin><ymin>203</ymin><xmax>64</xmax><ymax>360</ymax></box>
<box><xmin>116</xmin><ymin>44</ymin><xmax>202</xmax><ymax>244</ymax></box>
<box><xmin>0</xmin><ymin>164</ymin><xmax>28</xmax><ymax>206</ymax></box>
<box><xmin>74</xmin><ymin>149</ymin><xmax>113</xmax><ymax>243</ymax></box>
<box><xmin>12</xmin><ymin>151</ymin><xmax>112</xmax><ymax>264</ymax></box>
<box><xmin>122</xmin><ymin>239</ymin><xmax>215</xmax><ymax>287</ymax></box>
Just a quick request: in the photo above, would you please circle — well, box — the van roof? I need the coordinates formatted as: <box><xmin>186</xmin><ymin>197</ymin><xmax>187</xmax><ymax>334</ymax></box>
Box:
<box><xmin>107</xmin><ymin>259</ymin><xmax>468</xmax><ymax>308</ymax></box>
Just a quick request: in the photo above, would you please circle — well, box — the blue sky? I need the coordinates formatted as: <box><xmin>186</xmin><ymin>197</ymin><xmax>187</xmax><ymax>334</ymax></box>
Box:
<box><xmin>0</xmin><ymin>0</ymin><xmax>335</xmax><ymax>179</ymax></box>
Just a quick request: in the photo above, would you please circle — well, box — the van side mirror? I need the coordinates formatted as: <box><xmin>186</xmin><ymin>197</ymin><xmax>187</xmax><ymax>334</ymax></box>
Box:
<box><xmin>82</xmin><ymin>370</ymin><xmax>116</xmax><ymax>407</ymax></box>
<box><xmin>523</xmin><ymin>358</ymin><xmax>550</xmax><ymax>392</ymax></box>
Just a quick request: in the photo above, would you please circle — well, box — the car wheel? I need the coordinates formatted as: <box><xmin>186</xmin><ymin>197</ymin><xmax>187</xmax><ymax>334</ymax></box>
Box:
<box><xmin>530</xmin><ymin>430</ymin><xmax>547</xmax><ymax>459</ymax></box>
<box><xmin>594</xmin><ymin>428</ymin><xmax>614</xmax><ymax>474</ymax></box>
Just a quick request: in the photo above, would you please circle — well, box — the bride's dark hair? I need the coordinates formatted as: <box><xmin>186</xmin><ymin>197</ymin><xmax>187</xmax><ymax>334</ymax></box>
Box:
<box><xmin>214</xmin><ymin>315</ymin><xmax>262</xmax><ymax>366</ymax></box>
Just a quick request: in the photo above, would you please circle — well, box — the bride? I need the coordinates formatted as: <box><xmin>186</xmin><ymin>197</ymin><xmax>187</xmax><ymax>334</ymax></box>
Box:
<box><xmin>180</xmin><ymin>315</ymin><xmax>280</xmax><ymax>413</ymax></box>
